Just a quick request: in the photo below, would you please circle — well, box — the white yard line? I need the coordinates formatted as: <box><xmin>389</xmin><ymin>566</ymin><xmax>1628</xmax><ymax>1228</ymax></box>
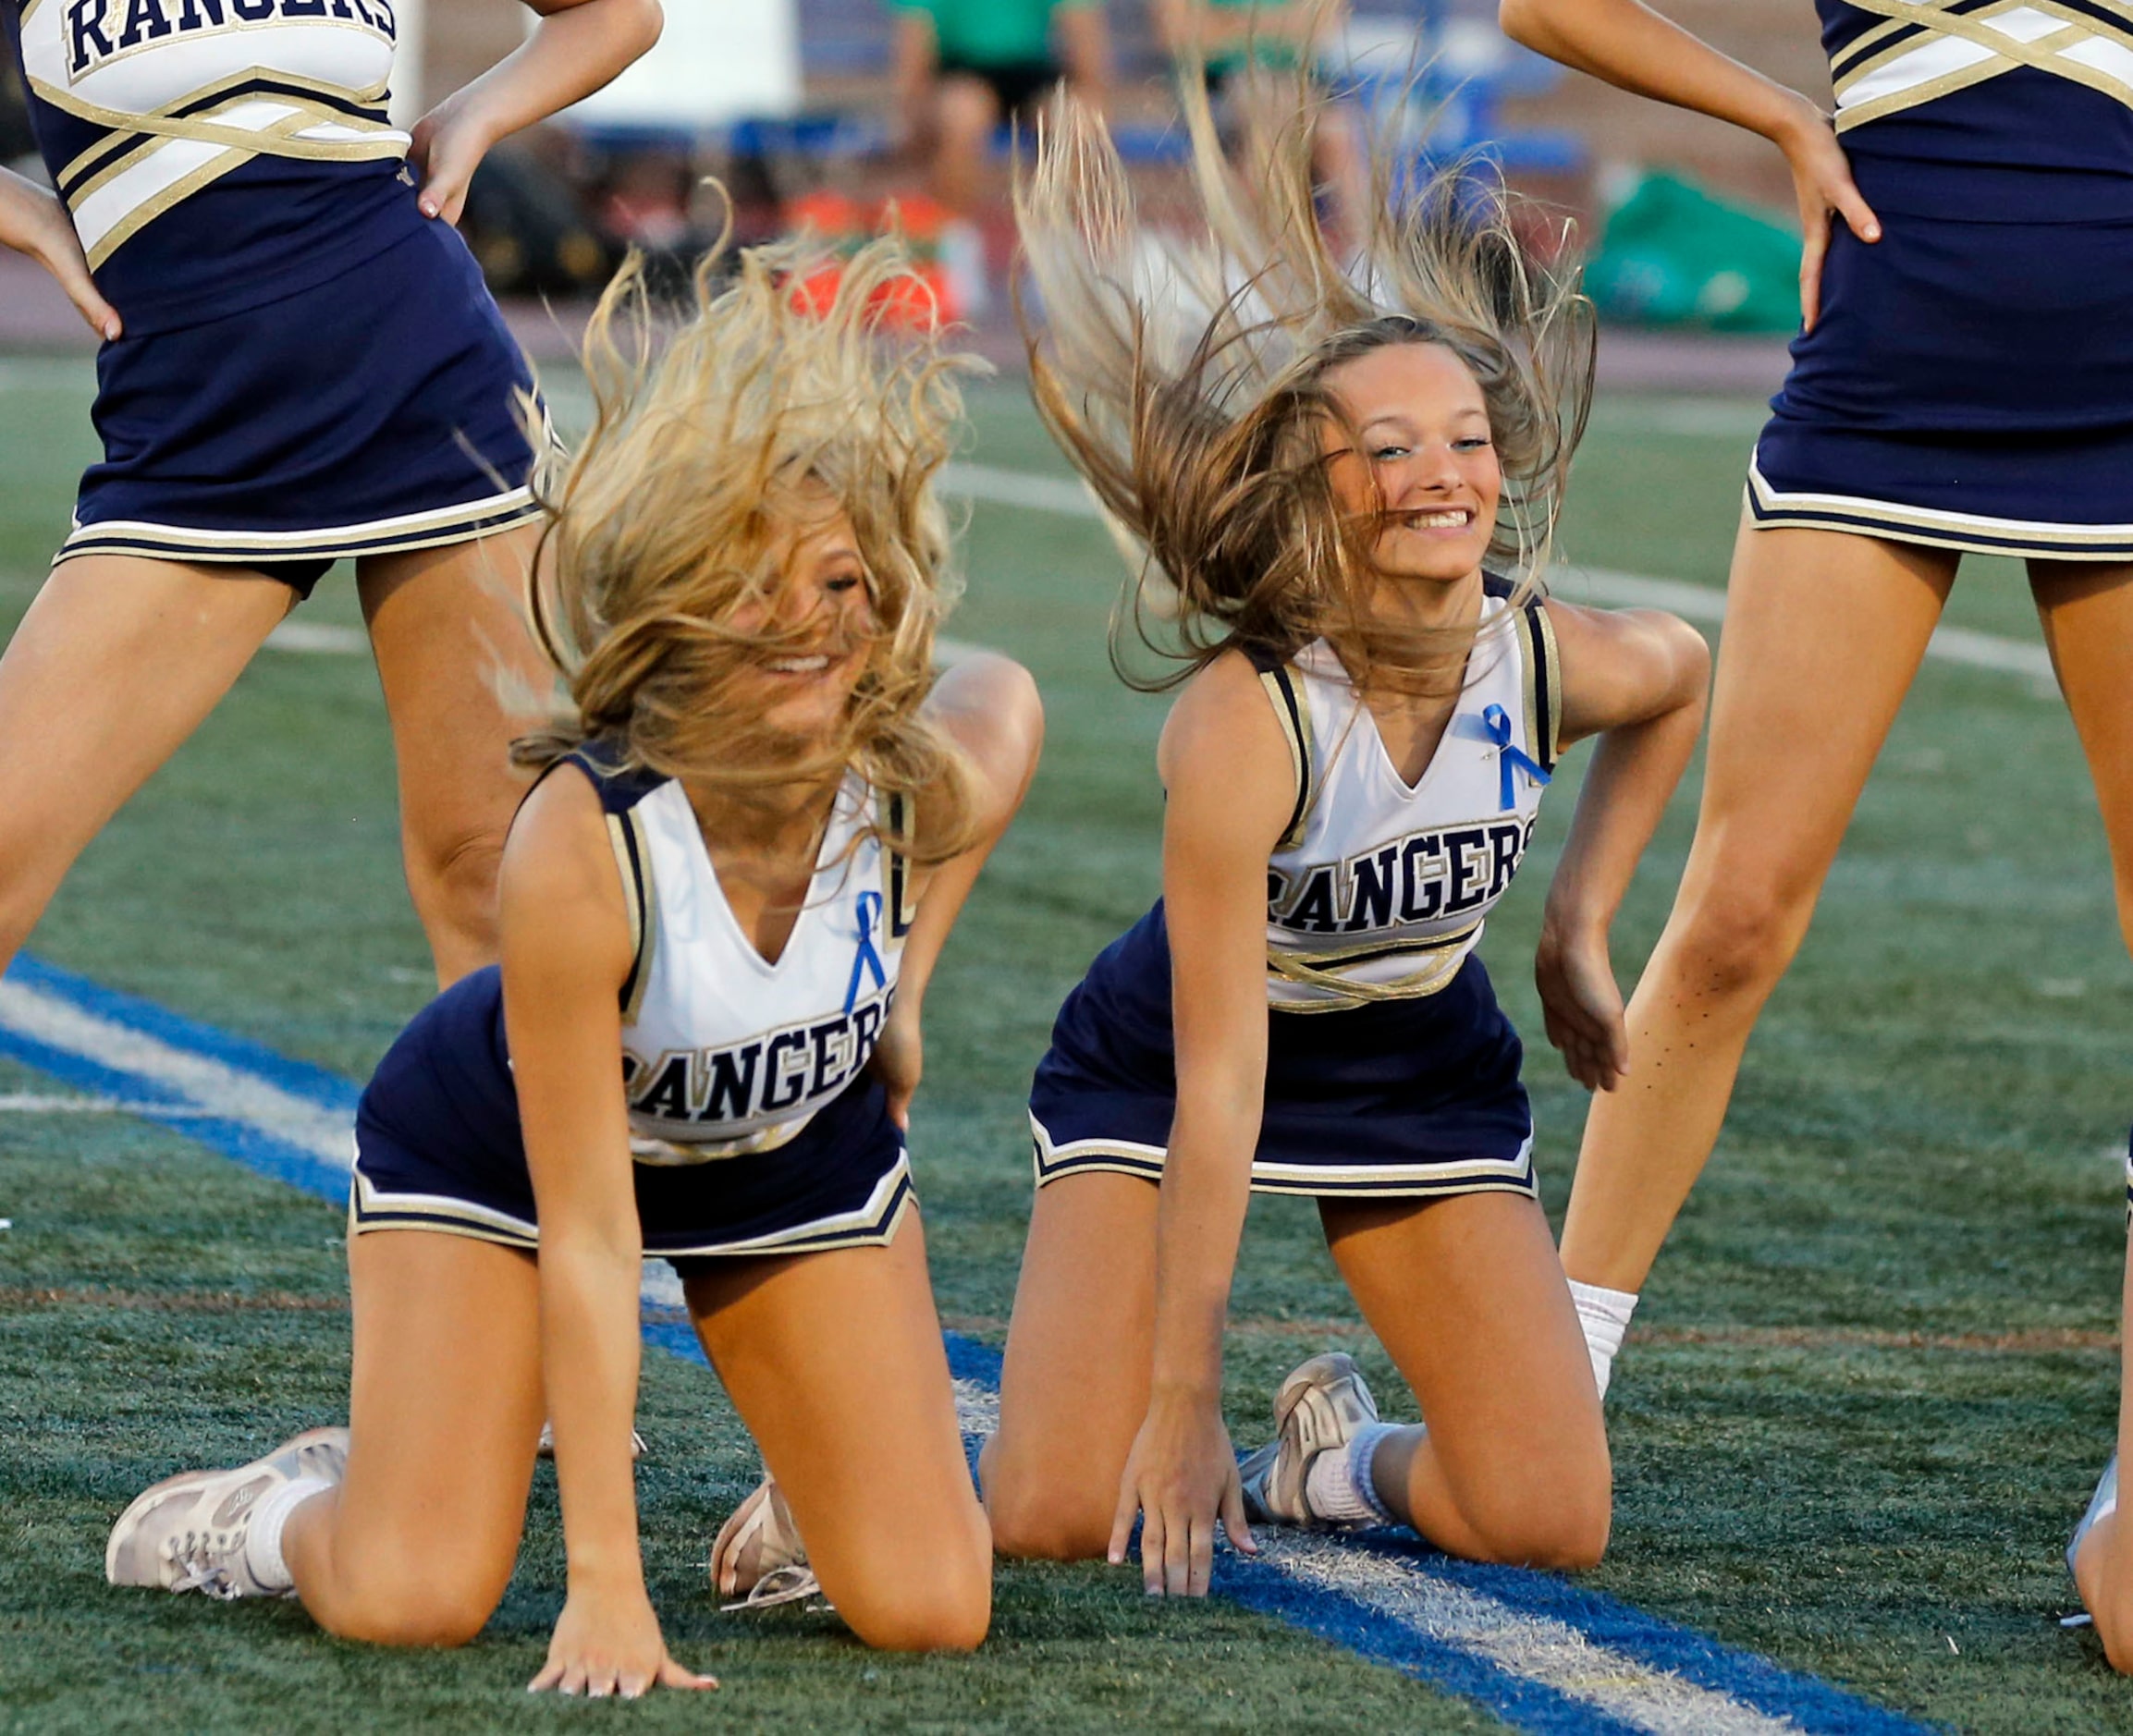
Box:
<box><xmin>264</xmin><ymin>620</ymin><xmax>368</xmax><ymax>655</ymax></box>
<box><xmin>0</xmin><ymin>978</ymin><xmax>352</xmax><ymax>1165</ymax></box>
<box><xmin>1268</xmin><ymin>1535</ymin><xmax>1804</xmax><ymax>1736</ymax></box>
<box><xmin>0</xmin><ymin>1091</ymin><xmax>221</xmax><ymax>1116</ymax></box>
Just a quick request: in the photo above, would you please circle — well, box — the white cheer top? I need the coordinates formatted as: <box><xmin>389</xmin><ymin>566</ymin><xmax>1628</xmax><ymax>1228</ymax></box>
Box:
<box><xmin>593</xmin><ymin>762</ymin><xmax>913</xmax><ymax>1163</ymax></box>
<box><xmin>1257</xmin><ymin>581</ymin><xmax>1561</xmax><ymax>1012</ymax></box>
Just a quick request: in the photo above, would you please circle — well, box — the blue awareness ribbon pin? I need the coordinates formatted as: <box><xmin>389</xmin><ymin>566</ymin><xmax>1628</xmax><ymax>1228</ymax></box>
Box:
<box><xmin>1482</xmin><ymin>703</ymin><xmax>1550</xmax><ymax>811</ymax></box>
<box><xmin>844</xmin><ymin>889</ymin><xmax>888</xmax><ymax>1013</ymax></box>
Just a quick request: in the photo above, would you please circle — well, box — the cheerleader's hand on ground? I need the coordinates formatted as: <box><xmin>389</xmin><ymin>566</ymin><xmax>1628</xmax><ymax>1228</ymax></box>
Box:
<box><xmin>408</xmin><ymin>92</ymin><xmax>498</xmax><ymax>226</ymax></box>
<box><xmin>0</xmin><ymin>168</ymin><xmax>120</xmax><ymax>340</ymax></box>
<box><xmin>528</xmin><ymin>1583</ymin><xmax>717</xmax><ymax>1698</ymax></box>
<box><xmin>1109</xmin><ymin>1391</ymin><xmax>1258</xmax><ymax>1598</ymax></box>
<box><xmin>1773</xmin><ymin>93</ymin><xmax>1881</xmax><ymax>334</ymax></box>
<box><xmin>1536</xmin><ymin>923</ymin><xmax>1630</xmax><ymax>1093</ymax></box>
<box><xmin>869</xmin><ymin>1007</ymin><xmax>923</xmax><ymax>1131</ymax></box>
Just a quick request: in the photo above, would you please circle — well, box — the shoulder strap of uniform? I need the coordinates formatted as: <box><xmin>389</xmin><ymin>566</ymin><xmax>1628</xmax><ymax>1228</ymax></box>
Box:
<box><xmin>526</xmin><ymin>747</ymin><xmax>659</xmax><ymax>1020</ymax></box>
<box><xmin>1248</xmin><ymin>653</ymin><xmax>1315</xmax><ymax>851</ymax></box>
<box><xmin>876</xmin><ymin>789</ymin><xmax>919</xmax><ymax>940</ymax></box>
<box><xmin>604</xmin><ymin>807</ymin><xmax>657</xmax><ymax>1022</ymax></box>
<box><xmin>1511</xmin><ymin>593</ymin><xmax>1563</xmax><ymax>775</ymax></box>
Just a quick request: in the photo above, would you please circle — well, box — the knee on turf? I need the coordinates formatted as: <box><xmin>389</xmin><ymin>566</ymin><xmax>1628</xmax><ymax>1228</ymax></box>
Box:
<box><xmin>982</xmin><ymin>1456</ymin><xmax>1112</xmax><ymax>1562</ymax></box>
<box><xmin>834</xmin><ymin>1535</ymin><xmax>993</xmax><ymax>1653</ymax></box>
<box><xmin>1458</xmin><ymin>1470</ymin><xmax>1612</xmax><ymax>1572</ymax></box>
<box><xmin>316</xmin><ymin>1577</ymin><xmax>500</xmax><ymax>1649</ymax></box>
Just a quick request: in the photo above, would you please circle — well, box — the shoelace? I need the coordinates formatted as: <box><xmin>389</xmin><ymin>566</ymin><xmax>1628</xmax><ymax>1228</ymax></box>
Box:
<box><xmin>163</xmin><ymin>1531</ymin><xmax>243</xmax><ymax>1600</ymax></box>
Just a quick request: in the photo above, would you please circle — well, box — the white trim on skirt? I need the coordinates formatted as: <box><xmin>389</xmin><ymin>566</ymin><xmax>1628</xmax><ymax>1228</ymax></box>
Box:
<box><xmin>1747</xmin><ymin>458</ymin><xmax>2133</xmax><ymax>560</ymax></box>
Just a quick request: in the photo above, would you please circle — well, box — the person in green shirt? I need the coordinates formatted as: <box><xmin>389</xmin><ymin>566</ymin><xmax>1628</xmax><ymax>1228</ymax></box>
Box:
<box><xmin>892</xmin><ymin>0</ymin><xmax>1112</xmax><ymax>217</ymax></box>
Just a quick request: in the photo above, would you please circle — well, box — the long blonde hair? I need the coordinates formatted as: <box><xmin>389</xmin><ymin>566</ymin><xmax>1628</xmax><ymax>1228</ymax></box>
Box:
<box><xmin>515</xmin><ymin>230</ymin><xmax>982</xmax><ymax>862</ymax></box>
<box><xmin>1016</xmin><ymin>70</ymin><xmax>1594</xmax><ymax>691</ymax></box>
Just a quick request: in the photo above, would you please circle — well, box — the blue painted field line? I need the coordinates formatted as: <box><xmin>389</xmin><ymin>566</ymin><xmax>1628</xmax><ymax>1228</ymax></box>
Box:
<box><xmin>0</xmin><ymin>952</ymin><xmax>1938</xmax><ymax>1736</ymax></box>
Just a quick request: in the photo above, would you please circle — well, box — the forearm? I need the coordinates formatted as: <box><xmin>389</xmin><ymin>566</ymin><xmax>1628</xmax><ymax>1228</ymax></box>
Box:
<box><xmin>1498</xmin><ymin>0</ymin><xmax>1816</xmax><ymax>145</ymax></box>
<box><xmin>1541</xmin><ymin>701</ymin><xmax>1702</xmax><ymax>944</ymax></box>
<box><xmin>450</xmin><ymin>0</ymin><xmax>662</xmax><ymax>150</ymax></box>
<box><xmin>1148</xmin><ymin>1102</ymin><xmax>1258</xmax><ymax>1399</ymax></box>
<box><xmin>540</xmin><ymin>1228</ymin><xmax>648</xmax><ymax>1589</ymax></box>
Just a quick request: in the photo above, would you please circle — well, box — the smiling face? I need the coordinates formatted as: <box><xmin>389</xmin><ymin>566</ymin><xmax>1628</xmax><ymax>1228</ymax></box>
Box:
<box><xmin>1318</xmin><ymin>340</ymin><xmax>1502</xmax><ymax>590</ymax></box>
<box><xmin>732</xmin><ymin>504</ymin><xmax>878</xmax><ymax>742</ymax></box>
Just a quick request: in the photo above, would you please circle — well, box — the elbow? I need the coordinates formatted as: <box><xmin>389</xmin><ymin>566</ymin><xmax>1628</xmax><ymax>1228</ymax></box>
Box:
<box><xmin>623</xmin><ymin>0</ymin><xmax>662</xmax><ymax>58</ymax></box>
<box><xmin>1671</xmin><ymin>617</ymin><xmax>1713</xmax><ymax>715</ymax></box>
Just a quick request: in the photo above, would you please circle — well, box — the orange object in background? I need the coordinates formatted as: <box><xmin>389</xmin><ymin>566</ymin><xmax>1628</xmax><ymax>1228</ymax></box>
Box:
<box><xmin>780</xmin><ymin>189</ymin><xmax>962</xmax><ymax>329</ymax></box>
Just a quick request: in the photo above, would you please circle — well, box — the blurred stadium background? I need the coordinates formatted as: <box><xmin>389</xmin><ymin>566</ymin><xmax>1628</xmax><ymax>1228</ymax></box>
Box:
<box><xmin>0</xmin><ymin>0</ymin><xmax>1822</xmax><ymax>373</ymax></box>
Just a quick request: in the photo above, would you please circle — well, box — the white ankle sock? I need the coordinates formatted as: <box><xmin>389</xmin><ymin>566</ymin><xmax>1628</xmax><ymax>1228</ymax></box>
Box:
<box><xmin>244</xmin><ymin>1474</ymin><xmax>331</xmax><ymax>1593</ymax></box>
<box><xmin>1568</xmin><ymin>1279</ymin><xmax>1639</xmax><ymax>1400</ymax></box>
<box><xmin>1305</xmin><ymin>1422</ymin><xmax>1399</xmax><ymax>1526</ymax></box>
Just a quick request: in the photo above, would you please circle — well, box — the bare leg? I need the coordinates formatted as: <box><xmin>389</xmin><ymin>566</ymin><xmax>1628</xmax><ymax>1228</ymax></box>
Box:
<box><xmin>2031</xmin><ymin>559</ymin><xmax>2133</xmax><ymax>1669</ymax></box>
<box><xmin>0</xmin><ymin>556</ymin><xmax>291</xmax><ymax>967</ymax></box>
<box><xmin>359</xmin><ymin>523</ymin><xmax>548</xmax><ymax>987</ymax></box>
<box><xmin>1560</xmin><ymin>523</ymin><xmax>1956</xmax><ymax>1290</ymax></box>
<box><xmin>983</xmin><ymin>1172</ymin><xmax>1158</xmax><ymax>1559</ymax></box>
<box><xmin>1322</xmin><ymin>1191</ymin><xmax>1610</xmax><ymax>1568</ymax></box>
<box><xmin>2078</xmin><ymin>1242</ymin><xmax>2133</xmax><ymax>1670</ymax></box>
<box><xmin>283</xmin><ymin>1231</ymin><xmax>545</xmax><ymax>1644</ymax></box>
<box><xmin>685</xmin><ymin>1212</ymin><xmax>990</xmax><ymax>1652</ymax></box>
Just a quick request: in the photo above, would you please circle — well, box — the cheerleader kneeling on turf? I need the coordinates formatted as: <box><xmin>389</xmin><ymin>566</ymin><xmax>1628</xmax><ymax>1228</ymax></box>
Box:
<box><xmin>980</xmin><ymin>87</ymin><xmax>1709</xmax><ymax>1591</ymax></box>
<box><xmin>102</xmin><ymin>238</ymin><xmax>1042</xmax><ymax>1684</ymax></box>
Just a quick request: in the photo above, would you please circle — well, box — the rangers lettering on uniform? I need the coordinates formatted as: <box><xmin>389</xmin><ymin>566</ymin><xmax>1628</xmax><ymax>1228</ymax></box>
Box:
<box><xmin>1271</xmin><ymin>817</ymin><xmax>1537</xmax><ymax>935</ymax></box>
<box><xmin>67</xmin><ymin>0</ymin><xmax>393</xmax><ymax>79</ymax></box>
<box><xmin>622</xmin><ymin>994</ymin><xmax>892</xmax><ymax>1132</ymax></box>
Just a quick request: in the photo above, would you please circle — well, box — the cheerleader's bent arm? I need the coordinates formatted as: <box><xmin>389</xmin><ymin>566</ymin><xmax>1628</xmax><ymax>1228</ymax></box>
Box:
<box><xmin>1109</xmin><ymin>652</ymin><xmax>1293</xmax><ymax>1597</ymax></box>
<box><xmin>1533</xmin><ymin>602</ymin><xmax>1710</xmax><ymax>1094</ymax></box>
<box><xmin>409</xmin><ymin>0</ymin><xmax>665</xmax><ymax>225</ymax></box>
<box><xmin>499</xmin><ymin>767</ymin><xmax>713</xmax><ymax>1698</ymax></box>
<box><xmin>868</xmin><ymin>653</ymin><xmax>1045</xmax><ymax>1129</ymax></box>
<box><xmin>1493</xmin><ymin>0</ymin><xmax>1877</xmax><ymax>327</ymax></box>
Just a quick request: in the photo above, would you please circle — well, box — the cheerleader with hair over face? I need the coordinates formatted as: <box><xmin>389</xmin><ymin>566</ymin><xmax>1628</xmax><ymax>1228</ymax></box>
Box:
<box><xmin>102</xmin><ymin>236</ymin><xmax>1043</xmax><ymax>1685</ymax></box>
<box><xmin>975</xmin><ymin>81</ymin><xmax>1710</xmax><ymax>1591</ymax></box>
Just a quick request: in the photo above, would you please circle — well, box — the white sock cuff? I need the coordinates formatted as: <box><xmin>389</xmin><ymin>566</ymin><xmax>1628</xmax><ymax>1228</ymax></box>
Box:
<box><xmin>244</xmin><ymin>1474</ymin><xmax>331</xmax><ymax>1594</ymax></box>
<box><xmin>1567</xmin><ymin>1279</ymin><xmax>1639</xmax><ymax>1361</ymax></box>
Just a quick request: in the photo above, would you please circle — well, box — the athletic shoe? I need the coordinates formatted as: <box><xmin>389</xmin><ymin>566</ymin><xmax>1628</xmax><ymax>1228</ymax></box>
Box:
<box><xmin>1238</xmin><ymin>1351</ymin><xmax>1379</xmax><ymax>1527</ymax></box>
<box><xmin>105</xmin><ymin>1426</ymin><xmax>349</xmax><ymax>1598</ymax></box>
<box><xmin>2070</xmin><ymin>1451</ymin><xmax>2120</xmax><ymax>1580</ymax></box>
<box><xmin>711</xmin><ymin>1475</ymin><xmax>822</xmax><ymax>1610</ymax></box>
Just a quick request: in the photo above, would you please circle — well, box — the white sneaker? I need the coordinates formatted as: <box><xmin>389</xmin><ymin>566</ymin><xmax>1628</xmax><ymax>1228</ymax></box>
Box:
<box><xmin>711</xmin><ymin>1475</ymin><xmax>821</xmax><ymax>1610</ymax></box>
<box><xmin>1238</xmin><ymin>1351</ymin><xmax>1379</xmax><ymax>1527</ymax></box>
<box><xmin>2071</xmin><ymin>1451</ymin><xmax>2120</xmax><ymax>1580</ymax></box>
<box><xmin>106</xmin><ymin>1427</ymin><xmax>349</xmax><ymax>1598</ymax></box>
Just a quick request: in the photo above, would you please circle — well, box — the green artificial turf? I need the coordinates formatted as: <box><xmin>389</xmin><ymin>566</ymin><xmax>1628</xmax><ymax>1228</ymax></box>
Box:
<box><xmin>1</xmin><ymin>356</ymin><xmax>2130</xmax><ymax>1730</ymax></box>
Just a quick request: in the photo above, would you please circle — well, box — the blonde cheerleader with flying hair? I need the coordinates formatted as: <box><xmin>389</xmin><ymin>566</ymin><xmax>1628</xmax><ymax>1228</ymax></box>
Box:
<box><xmin>103</xmin><ymin>235</ymin><xmax>1043</xmax><ymax>1686</ymax></box>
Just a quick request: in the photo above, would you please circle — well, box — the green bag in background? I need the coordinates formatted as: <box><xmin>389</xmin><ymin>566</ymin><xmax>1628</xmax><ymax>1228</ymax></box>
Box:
<box><xmin>1586</xmin><ymin>171</ymin><xmax>1803</xmax><ymax>333</ymax></box>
